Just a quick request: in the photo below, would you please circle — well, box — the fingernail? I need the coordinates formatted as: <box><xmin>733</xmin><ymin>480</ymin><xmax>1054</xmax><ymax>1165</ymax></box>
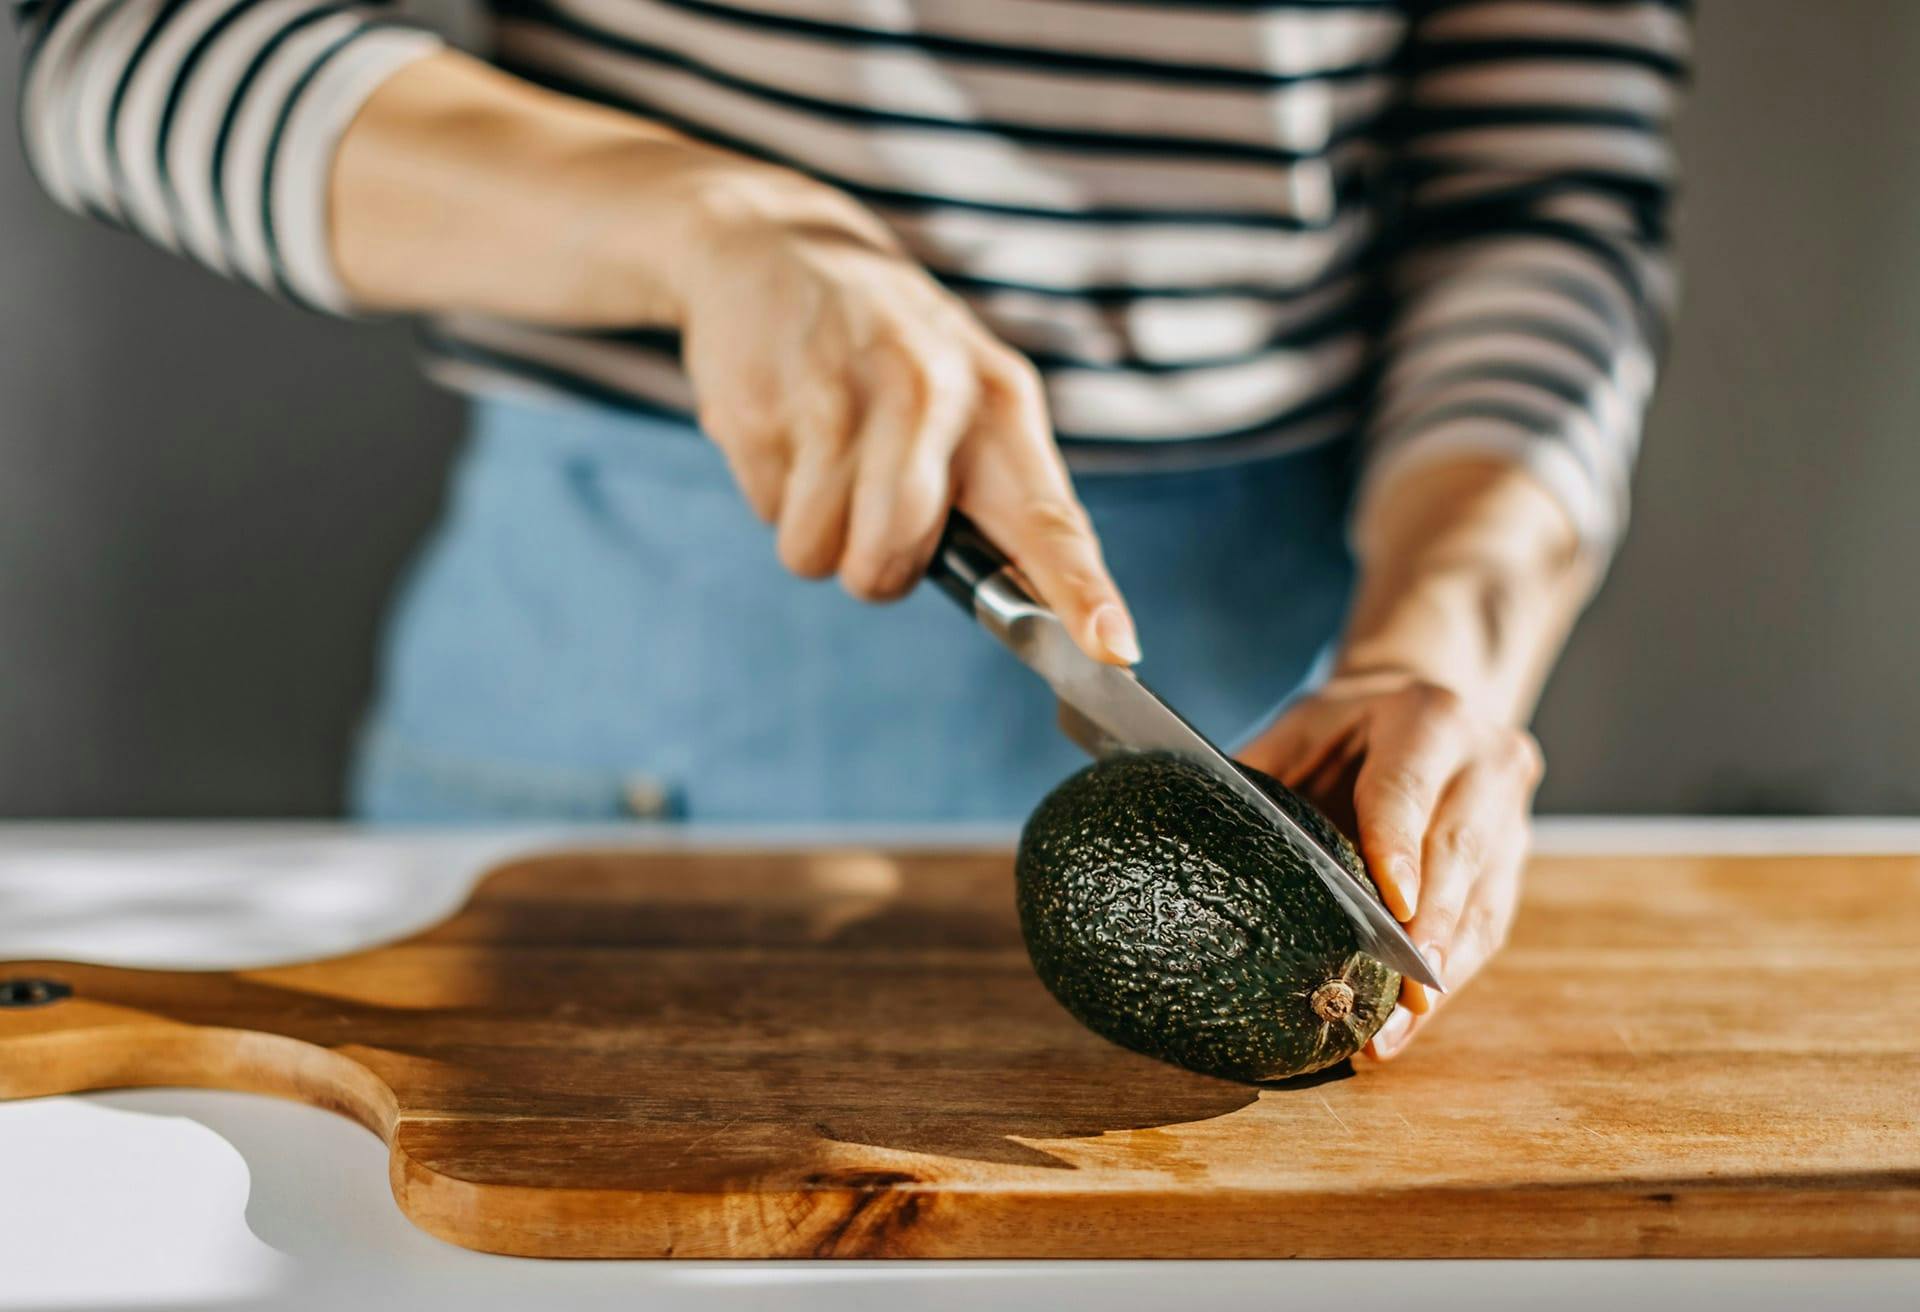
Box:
<box><xmin>1373</xmin><ymin>1008</ymin><xmax>1413</xmax><ymax>1059</ymax></box>
<box><xmin>1403</xmin><ymin>979</ymin><xmax>1431</xmax><ymax>1016</ymax></box>
<box><xmin>1401</xmin><ymin>943</ymin><xmax>1445</xmax><ymax>1015</ymax></box>
<box><xmin>1092</xmin><ymin>604</ymin><xmax>1142</xmax><ymax>665</ymax></box>
<box><xmin>1383</xmin><ymin>857</ymin><xmax>1419</xmax><ymax>921</ymax></box>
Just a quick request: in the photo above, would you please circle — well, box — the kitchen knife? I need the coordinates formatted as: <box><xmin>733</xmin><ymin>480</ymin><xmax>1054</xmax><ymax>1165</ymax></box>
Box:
<box><xmin>926</xmin><ymin>512</ymin><xmax>1445</xmax><ymax>993</ymax></box>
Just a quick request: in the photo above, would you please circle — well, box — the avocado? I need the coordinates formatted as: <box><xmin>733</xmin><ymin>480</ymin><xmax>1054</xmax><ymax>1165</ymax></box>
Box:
<box><xmin>1015</xmin><ymin>751</ymin><xmax>1401</xmax><ymax>1082</ymax></box>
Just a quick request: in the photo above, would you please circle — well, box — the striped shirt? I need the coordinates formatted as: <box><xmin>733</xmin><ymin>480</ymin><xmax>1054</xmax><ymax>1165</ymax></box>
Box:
<box><xmin>12</xmin><ymin>0</ymin><xmax>1688</xmax><ymax>550</ymax></box>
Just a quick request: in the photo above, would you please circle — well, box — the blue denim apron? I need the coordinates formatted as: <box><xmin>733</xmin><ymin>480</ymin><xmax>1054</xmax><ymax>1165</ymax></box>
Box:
<box><xmin>350</xmin><ymin>397</ymin><xmax>1356</xmax><ymax>822</ymax></box>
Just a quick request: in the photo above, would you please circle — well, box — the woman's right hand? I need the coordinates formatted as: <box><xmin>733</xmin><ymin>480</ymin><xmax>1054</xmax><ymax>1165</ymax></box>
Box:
<box><xmin>672</xmin><ymin>166</ymin><xmax>1139</xmax><ymax>665</ymax></box>
<box><xmin>332</xmin><ymin>52</ymin><xmax>1137</xmax><ymax>665</ymax></box>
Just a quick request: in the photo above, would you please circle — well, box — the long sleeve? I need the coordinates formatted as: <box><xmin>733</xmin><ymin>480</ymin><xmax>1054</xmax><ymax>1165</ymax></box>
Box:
<box><xmin>1359</xmin><ymin>0</ymin><xmax>1690</xmax><ymax>554</ymax></box>
<box><xmin>13</xmin><ymin>0</ymin><xmax>442</xmax><ymax>311</ymax></box>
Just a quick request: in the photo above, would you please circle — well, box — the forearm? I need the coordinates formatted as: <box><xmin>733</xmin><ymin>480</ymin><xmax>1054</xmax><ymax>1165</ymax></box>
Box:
<box><xmin>327</xmin><ymin>50</ymin><xmax>890</xmax><ymax>326</ymax></box>
<box><xmin>1335</xmin><ymin>458</ymin><xmax>1599</xmax><ymax>726</ymax></box>
<box><xmin>1336</xmin><ymin>0</ymin><xmax>1687</xmax><ymax>733</ymax></box>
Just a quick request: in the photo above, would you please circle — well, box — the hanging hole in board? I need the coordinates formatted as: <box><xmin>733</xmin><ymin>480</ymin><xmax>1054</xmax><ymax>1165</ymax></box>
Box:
<box><xmin>0</xmin><ymin>978</ymin><xmax>72</xmax><ymax>1008</ymax></box>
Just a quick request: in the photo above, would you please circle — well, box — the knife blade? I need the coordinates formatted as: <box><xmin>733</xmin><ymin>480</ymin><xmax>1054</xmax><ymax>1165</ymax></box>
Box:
<box><xmin>928</xmin><ymin>513</ymin><xmax>1445</xmax><ymax>993</ymax></box>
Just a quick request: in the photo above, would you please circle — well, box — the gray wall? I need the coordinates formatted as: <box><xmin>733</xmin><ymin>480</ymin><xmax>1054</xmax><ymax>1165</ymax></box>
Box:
<box><xmin>1</xmin><ymin>1</ymin><xmax>1915</xmax><ymax>817</ymax></box>
<box><xmin>1531</xmin><ymin>0</ymin><xmax>1920</xmax><ymax>814</ymax></box>
<box><xmin>0</xmin><ymin>91</ymin><xmax>461</xmax><ymax>815</ymax></box>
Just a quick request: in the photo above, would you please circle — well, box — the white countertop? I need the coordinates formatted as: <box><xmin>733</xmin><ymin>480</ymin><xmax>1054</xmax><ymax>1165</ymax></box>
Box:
<box><xmin>2</xmin><ymin>820</ymin><xmax>1916</xmax><ymax>1311</ymax></box>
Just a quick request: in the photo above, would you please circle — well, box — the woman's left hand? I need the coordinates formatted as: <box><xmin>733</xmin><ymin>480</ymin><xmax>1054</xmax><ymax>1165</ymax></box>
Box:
<box><xmin>1237</xmin><ymin>669</ymin><xmax>1544</xmax><ymax>1061</ymax></box>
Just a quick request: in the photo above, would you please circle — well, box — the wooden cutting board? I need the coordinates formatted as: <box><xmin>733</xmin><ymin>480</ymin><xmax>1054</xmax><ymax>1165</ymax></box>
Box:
<box><xmin>2</xmin><ymin>847</ymin><xmax>1916</xmax><ymax>1258</ymax></box>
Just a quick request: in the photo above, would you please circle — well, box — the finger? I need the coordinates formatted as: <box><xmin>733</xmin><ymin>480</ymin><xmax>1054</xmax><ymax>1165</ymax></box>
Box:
<box><xmin>700</xmin><ymin>401</ymin><xmax>788</xmax><ymax>525</ymax></box>
<box><xmin>1398</xmin><ymin>758</ymin><xmax>1519</xmax><ymax>1013</ymax></box>
<box><xmin>1350</xmin><ymin>695</ymin><xmax>1471</xmax><ymax>922</ymax></box>
<box><xmin>1236</xmin><ymin>701</ymin><xmax>1354</xmax><ymax>789</ymax></box>
<box><xmin>958</xmin><ymin>363</ymin><xmax>1139</xmax><ymax>666</ymax></box>
<box><xmin>1444</xmin><ymin>842</ymin><xmax>1523</xmax><ymax>998</ymax></box>
<box><xmin>1298</xmin><ymin>747</ymin><xmax>1364</xmax><ymax>843</ymax></box>
<box><xmin>773</xmin><ymin>387</ymin><xmax>859</xmax><ymax>579</ymax></box>
<box><xmin>1276</xmin><ymin>728</ymin><xmax>1355</xmax><ymax>796</ymax></box>
<box><xmin>723</xmin><ymin>443</ymin><xmax>790</xmax><ymax>525</ymax></box>
<box><xmin>839</xmin><ymin>343</ymin><xmax>975</xmax><ymax>601</ymax></box>
<box><xmin>1235</xmin><ymin>722</ymin><xmax>1305</xmax><ymax>781</ymax></box>
<box><xmin>1368</xmin><ymin>839</ymin><xmax>1523</xmax><ymax>1061</ymax></box>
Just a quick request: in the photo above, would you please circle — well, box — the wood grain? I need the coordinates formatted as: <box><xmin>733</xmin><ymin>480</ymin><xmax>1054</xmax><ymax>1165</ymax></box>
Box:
<box><xmin>2</xmin><ymin>848</ymin><xmax>1917</xmax><ymax>1258</ymax></box>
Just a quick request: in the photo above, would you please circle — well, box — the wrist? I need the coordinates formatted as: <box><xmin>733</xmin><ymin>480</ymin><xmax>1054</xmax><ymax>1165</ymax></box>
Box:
<box><xmin>544</xmin><ymin>137</ymin><xmax>743</xmax><ymax>327</ymax></box>
<box><xmin>1329</xmin><ymin>564</ymin><xmax>1522</xmax><ymax>714</ymax></box>
<box><xmin>1333</xmin><ymin>457</ymin><xmax>1597</xmax><ymax>723</ymax></box>
<box><xmin>655</xmin><ymin>157</ymin><xmax>904</xmax><ymax>322</ymax></box>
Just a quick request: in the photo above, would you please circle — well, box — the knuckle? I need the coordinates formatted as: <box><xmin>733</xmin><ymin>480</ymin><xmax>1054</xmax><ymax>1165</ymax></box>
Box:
<box><xmin>1024</xmin><ymin>497</ymin><xmax>1094</xmax><ymax>543</ymax></box>
<box><xmin>1363</xmin><ymin>764</ymin><xmax>1427</xmax><ymax>811</ymax></box>
<box><xmin>1420</xmin><ymin>898</ymin><xmax>1464</xmax><ymax>942</ymax></box>
<box><xmin>880</xmin><ymin>346</ymin><xmax>978</xmax><ymax>446</ymax></box>
<box><xmin>879</xmin><ymin>337</ymin><xmax>931</xmax><ymax>392</ymax></box>
<box><xmin>978</xmin><ymin>353</ymin><xmax>1049</xmax><ymax>430</ymax></box>
<box><xmin>700</xmin><ymin>404</ymin><xmax>769</xmax><ymax>455</ymax></box>
<box><xmin>1504</xmin><ymin>730</ymin><xmax>1546</xmax><ymax>781</ymax></box>
<box><xmin>917</xmin><ymin>384</ymin><xmax>980</xmax><ymax>448</ymax></box>
<box><xmin>914</xmin><ymin>346</ymin><xmax>978</xmax><ymax>406</ymax></box>
<box><xmin>986</xmin><ymin>348</ymin><xmax>1045</xmax><ymax>399</ymax></box>
<box><xmin>1368</xmin><ymin>833</ymin><xmax>1421</xmax><ymax>874</ymax></box>
<box><xmin>710</xmin><ymin>374</ymin><xmax>785</xmax><ymax>437</ymax></box>
<box><xmin>816</xmin><ymin>415</ymin><xmax>859</xmax><ymax>458</ymax></box>
<box><xmin>1050</xmin><ymin>567</ymin><xmax>1101</xmax><ymax>602</ymax></box>
<box><xmin>1028</xmin><ymin>557</ymin><xmax>1109</xmax><ymax>612</ymax></box>
<box><xmin>793</xmin><ymin>384</ymin><xmax>856</xmax><ymax>452</ymax></box>
<box><xmin>1431</xmin><ymin>819</ymin><xmax>1487</xmax><ymax>872</ymax></box>
<box><xmin>1463</xmin><ymin>902</ymin><xmax>1500</xmax><ymax>944</ymax></box>
<box><xmin>895</xmin><ymin>462</ymin><xmax>948</xmax><ymax>521</ymax></box>
<box><xmin>1408</xmin><ymin>680</ymin><xmax>1467</xmax><ymax>722</ymax></box>
<box><xmin>870</xmin><ymin>478</ymin><xmax>947</xmax><ymax>553</ymax></box>
<box><xmin>1359</xmin><ymin>808</ymin><xmax>1418</xmax><ymax>854</ymax></box>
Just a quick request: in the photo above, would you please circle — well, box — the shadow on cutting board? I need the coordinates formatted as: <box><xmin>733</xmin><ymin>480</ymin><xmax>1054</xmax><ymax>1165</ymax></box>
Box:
<box><xmin>4</xmin><ymin>848</ymin><xmax>1306</xmax><ymax>1181</ymax></box>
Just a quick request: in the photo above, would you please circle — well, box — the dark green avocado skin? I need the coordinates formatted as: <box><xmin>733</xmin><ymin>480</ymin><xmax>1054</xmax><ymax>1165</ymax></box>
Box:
<box><xmin>1016</xmin><ymin>751</ymin><xmax>1401</xmax><ymax>1082</ymax></box>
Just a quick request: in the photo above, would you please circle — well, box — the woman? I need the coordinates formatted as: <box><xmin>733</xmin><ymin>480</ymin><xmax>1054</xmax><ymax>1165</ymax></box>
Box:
<box><xmin>15</xmin><ymin>0</ymin><xmax>1687</xmax><ymax>1058</ymax></box>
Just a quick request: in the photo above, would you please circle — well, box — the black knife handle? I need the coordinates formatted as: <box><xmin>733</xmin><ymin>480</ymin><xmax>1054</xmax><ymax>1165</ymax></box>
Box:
<box><xmin>926</xmin><ymin>512</ymin><xmax>1012</xmax><ymax>614</ymax></box>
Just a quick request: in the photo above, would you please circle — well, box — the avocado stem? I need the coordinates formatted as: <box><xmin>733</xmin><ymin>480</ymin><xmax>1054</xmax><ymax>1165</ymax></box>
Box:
<box><xmin>1309</xmin><ymin>980</ymin><xmax>1356</xmax><ymax>1023</ymax></box>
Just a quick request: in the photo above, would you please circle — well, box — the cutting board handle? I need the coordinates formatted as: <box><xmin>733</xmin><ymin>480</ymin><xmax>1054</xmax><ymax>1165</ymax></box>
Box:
<box><xmin>0</xmin><ymin>962</ymin><xmax>398</xmax><ymax>1136</ymax></box>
